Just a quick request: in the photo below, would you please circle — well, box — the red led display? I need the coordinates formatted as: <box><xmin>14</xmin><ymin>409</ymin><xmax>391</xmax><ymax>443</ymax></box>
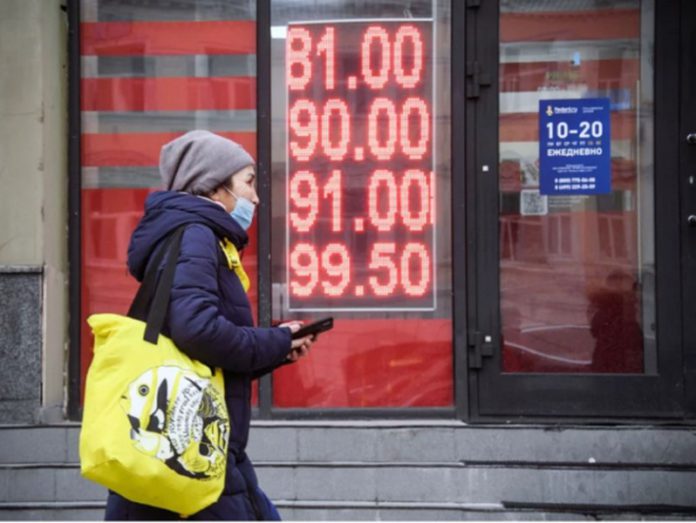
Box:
<box><xmin>286</xmin><ymin>20</ymin><xmax>434</xmax><ymax>310</ymax></box>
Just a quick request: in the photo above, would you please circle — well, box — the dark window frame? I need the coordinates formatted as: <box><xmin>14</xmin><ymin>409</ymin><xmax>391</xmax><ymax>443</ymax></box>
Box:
<box><xmin>67</xmin><ymin>0</ymin><xmax>82</xmax><ymax>421</ymax></box>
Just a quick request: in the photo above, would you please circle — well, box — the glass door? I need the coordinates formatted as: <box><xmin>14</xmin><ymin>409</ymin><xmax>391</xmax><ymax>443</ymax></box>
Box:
<box><xmin>470</xmin><ymin>0</ymin><xmax>685</xmax><ymax>419</ymax></box>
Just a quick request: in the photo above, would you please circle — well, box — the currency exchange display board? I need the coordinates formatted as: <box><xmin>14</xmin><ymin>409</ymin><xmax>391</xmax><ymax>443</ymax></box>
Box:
<box><xmin>286</xmin><ymin>20</ymin><xmax>435</xmax><ymax>311</ymax></box>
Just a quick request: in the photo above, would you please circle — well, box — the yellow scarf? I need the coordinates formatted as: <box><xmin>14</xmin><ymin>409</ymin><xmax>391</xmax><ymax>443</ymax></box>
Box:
<box><xmin>219</xmin><ymin>238</ymin><xmax>250</xmax><ymax>292</ymax></box>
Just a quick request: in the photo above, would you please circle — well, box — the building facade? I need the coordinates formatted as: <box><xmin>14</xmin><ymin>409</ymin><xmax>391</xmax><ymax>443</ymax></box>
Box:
<box><xmin>1</xmin><ymin>0</ymin><xmax>696</xmax><ymax>518</ymax></box>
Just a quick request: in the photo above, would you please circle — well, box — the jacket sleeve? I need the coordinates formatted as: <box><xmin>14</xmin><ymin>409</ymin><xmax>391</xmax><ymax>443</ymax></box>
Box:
<box><xmin>166</xmin><ymin>224</ymin><xmax>292</xmax><ymax>373</ymax></box>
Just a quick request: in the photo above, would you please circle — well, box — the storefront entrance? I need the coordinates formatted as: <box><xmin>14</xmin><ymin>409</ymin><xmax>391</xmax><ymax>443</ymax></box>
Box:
<box><xmin>467</xmin><ymin>0</ymin><xmax>694</xmax><ymax>420</ymax></box>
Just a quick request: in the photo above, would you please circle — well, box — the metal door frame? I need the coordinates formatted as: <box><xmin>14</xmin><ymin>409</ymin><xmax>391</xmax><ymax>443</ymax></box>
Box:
<box><xmin>679</xmin><ymin>0</ymin><xmax>696</xmax><ymax>415</ymax></box>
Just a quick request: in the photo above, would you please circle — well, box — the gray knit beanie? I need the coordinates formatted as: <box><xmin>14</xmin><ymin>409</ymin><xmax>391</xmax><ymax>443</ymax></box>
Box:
<box><xmin>160</xmin><ymin>130</ymin><xmax>255</xmax><ymax>193</ymax></box>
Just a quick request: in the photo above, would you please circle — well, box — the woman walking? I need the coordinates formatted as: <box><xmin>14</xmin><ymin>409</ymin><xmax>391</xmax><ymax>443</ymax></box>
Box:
<box><xmin>105</xmin><ymin>130</ymin><xmax>314</xmax><ymax>520</ymax></box>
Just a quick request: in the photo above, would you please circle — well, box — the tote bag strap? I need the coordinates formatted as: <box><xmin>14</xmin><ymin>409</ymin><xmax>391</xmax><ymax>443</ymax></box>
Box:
<box><xmin>128</xmin><ymin>225</ymin><xmax>188</xmax><ymax>344</ymax></box>
<box><xmin>127</xmin><ymin>226</ymin><xmax>184</xmax><ymax>320</ymax></box>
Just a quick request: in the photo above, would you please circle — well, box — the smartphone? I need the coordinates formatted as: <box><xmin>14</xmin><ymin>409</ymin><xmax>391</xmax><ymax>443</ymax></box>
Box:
<box><xmin>291</xmin><ymin>317</ymin><xmax>334</xmax><ymax>340</ymax></box>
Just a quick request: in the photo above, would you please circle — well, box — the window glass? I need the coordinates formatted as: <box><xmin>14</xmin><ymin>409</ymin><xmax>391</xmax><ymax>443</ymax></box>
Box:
<box><xmin>498</xmin><ymin>0</ymin><xmax>656</xmax><ymax>374</ymax></box>
<box><xmin>270</xmin><ymin>0</ymin><xmax>453</xmax><ymax>407</ymax></box>
<box><xmin>79</xmin><ymin>0</ymin><xmax>259</xmax><ymax>403</ymax></box>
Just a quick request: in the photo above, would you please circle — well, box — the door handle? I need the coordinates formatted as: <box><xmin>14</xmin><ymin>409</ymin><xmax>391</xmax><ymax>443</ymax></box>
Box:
<box><xmin>687</xmin><ymin>133</ymin><xmax>696</xmax><ymax>145</ymax></box>
<box><xmin>688</xmin><ymin>215</ymin><xmax>696</xmax><ymax>227</ymax></box>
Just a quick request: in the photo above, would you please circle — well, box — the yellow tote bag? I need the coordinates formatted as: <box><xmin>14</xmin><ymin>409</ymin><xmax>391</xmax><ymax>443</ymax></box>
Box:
<box><xmin>79</xmin><ymin>226</ymin><xmax>229</xmax><ymax>516</ymax></box>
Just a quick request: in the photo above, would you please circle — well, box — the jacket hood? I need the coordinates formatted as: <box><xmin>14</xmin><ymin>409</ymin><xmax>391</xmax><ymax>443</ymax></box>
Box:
<box><xmin>127</xmin><ymin>191</ymin><xmax>248</xmax><ymax>281</ymax></box>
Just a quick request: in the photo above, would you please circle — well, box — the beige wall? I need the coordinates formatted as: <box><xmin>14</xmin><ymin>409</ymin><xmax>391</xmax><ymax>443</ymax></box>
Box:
<box><xmin>0</xmin><ymin>0</ymin><xmax>68</xmax><ymax>418</ymax></box>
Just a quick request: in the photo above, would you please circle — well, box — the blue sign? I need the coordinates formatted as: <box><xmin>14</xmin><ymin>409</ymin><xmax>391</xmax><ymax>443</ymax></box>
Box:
<box><xmin>539</xmin><ymin>98</ymin><xmax>611</xmax><ymax>196</ymax></box>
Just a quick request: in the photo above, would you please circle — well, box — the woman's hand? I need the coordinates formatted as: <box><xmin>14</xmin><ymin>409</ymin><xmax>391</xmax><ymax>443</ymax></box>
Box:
<box><xmin>279</xmin><ymin>321</ymin><xmax>315</xmax><ymax>362</ymax></box>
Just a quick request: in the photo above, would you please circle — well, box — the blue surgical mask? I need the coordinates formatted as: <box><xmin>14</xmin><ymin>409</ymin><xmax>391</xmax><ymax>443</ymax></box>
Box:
<box><xmin>225</xmin><ymin>187</ymin><xmax>255</xmax><ymax>230</ymax></box>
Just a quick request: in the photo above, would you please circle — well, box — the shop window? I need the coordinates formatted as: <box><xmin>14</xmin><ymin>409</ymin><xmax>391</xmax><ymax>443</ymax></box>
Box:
<box><xmin>269</xmin><ymin>1</ymin><xmax>453</xmax><ymax>408</ymax></box>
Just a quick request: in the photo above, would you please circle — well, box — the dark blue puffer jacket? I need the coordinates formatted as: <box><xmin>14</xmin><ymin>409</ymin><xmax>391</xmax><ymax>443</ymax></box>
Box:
<box><xmin>105</xmin><ymin>191</ymin><xmax>290</xmax><ymax>521</ymax></box>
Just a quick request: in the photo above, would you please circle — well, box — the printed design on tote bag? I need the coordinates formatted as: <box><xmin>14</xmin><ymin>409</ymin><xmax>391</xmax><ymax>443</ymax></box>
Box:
<box><xmin>121</xmin><ymin>366</ymin><xmax>229</xmax><ymax>479</ymax></box>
